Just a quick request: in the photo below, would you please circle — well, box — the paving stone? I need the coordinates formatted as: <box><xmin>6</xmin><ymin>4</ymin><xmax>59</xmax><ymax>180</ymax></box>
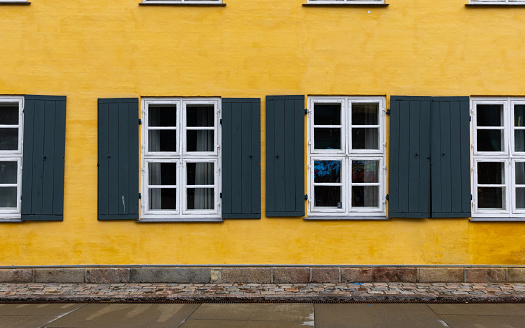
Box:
<box><xmin>219</xmin><ymin>268</ymin><xmax>271</xmax><ymax>284</ymax></box>
<box><xmin>419</xmin><ymin>268</ymin><xmax>464</xmax><ymax>283</ymax></box>
<box><xmin>372</xmin><ymin>267</ymin><xmax>417</xmax><ymax>282</ymax></box>
<box><xmin>130</xmin><ymin>268</ymin><xmax>211</xmax><ymax>283</ymax></box>
<box><xmin>34</xmin><ymin>269</ymin><xmax>84</xmax><ymax>283</ymax></box>
<box><xmin>466</xmin><ymin>268</ymin><xmax>506</xmax><ymax>283</ymax></box>
<box><xmin>311</xmin><ymin>268</ymin><xmax>339</xmax><ymax>283</ymax></box>
<box><xmin>273</xmin><ymin>268</ymin><xmax>310</xmax><ymax>284</ymax></box>
<box><xmin>508</xmin><ymin>268</ymin><xmax>525</xmax><ymax>282</ymax></box>
<box><xmin>86</xmin><ymin>268</ymin><xmax>129</xmax><ymax>284</ymax></box>
<box><xmin>341</xmin><ymin>268</ymin><xmax>373</xmax><ymax>283</ymax></box>
<box><xmin>0</xmin><ymin>269</ymin><xmax>32</xmax><ymax>283</ymax></box>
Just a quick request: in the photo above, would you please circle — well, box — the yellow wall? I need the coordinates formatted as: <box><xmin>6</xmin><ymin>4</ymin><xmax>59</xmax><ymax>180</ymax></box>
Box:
<box><xmin>1</xmin><ymin>0</ymin><xmax>525</xmax><ymax>265</ymax></box>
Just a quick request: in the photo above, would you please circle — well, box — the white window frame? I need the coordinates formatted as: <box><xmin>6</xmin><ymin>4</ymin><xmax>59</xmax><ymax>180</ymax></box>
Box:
<box><xmin>141</xmin><ymin>0</ymin><xmax>223</xmax><ymax>4</ymax></box>
<box><xmin>471</xmin><ymin>97</ymin><xmax>525</xmax><ymax>219</ymax></box>
<box><xmin>0</xmin><ymin>96</ymin><xmax>24</xmax><ymax>220</ymax></box>
<box><xmin>307</xmin><ymin>96</ymin><xmax>386</xmax><ymax>218</ymax></box>
<box><xmin>469</xmin><ymin>0</ymin><xmax>525</xmax><ymax>5</ymax></box>
<box><xmin>141</xmin><ymin>97</ymin><xmax>220</xmax><ymax>221</ymax></box>
<box><xmin>306</xmin><ymin>0</ymin><xmax>385</xmax><ymax>4</ymax></box>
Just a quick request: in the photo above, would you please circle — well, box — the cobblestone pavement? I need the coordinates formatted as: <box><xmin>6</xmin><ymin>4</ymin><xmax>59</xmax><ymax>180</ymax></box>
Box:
<box><xmin>1</xmin><ymin>282</ymin><xmax>525</xmax><ymax>303</ymax></box>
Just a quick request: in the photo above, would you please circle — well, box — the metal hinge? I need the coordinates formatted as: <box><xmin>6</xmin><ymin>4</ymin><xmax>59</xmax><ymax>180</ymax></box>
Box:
<box><xmin>469</xmin><ymin>116</ymin><xmax>471</xmax><ymax>122</ymax></box>
<box><xmin>304</xmin><ymin>194</ymin><xmax>308</xmax><ymax>200</ymax></box>
<box><xmin>471</xmin><ymin>194</ymin><xmax>472</xmax><ymax>200</ymax></box>
<box><xmin>138</xmin><ymin>119</ymin><xmax>142</xmax><ymax>125</ymax></box>
<box><xmin>220</xmin><ymin>119</ymin><xmax>222</xmax><ymax>125</ymax></box>
<box><xmin>220</xmin><ymin>193</ymin><xmax>222</xmax><ymax>199</ymax></box>
<box><xmin>386</xmin><ymin>194</ymin><xmax>389</xmax><ymax>200</ymax></box>
<box><xmin>386</xmin><ymin>109</ymin><xmax>391</xmax><ymax>115</ymax></box>
<box><xmin>138</xmin><ymin>193</ymin><xmax>141</xmax><ymax>199</ymax></box>
<box><xmin>304</xmin><ymin>108</ymin><xmax>308</xmax><ymax>115</ymax></box>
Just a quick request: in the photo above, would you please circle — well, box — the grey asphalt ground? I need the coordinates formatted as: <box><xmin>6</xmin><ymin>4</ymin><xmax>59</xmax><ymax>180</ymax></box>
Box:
<box><xmin>1</xmin><ymin>303</ymin><xmax>525</xmax><ymax>328</ymax></box>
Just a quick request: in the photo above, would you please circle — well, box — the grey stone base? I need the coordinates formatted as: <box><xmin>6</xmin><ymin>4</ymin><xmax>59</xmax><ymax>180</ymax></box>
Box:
<box><xmin>1</xmin><ymin>266</ymin><xmax>524</xmax><ymax>284</ymax></box>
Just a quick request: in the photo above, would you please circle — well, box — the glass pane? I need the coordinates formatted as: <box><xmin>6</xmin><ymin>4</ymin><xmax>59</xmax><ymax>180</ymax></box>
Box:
<box><xmin>187</xmin><ymin>130</ymin><xmax>214</xmax><ymax>152</ymax></box>
<box><xmin>0</xmin><ymin>187</ymin><xmax>16</xmax><ymax>208</ymax></box>
<box><xmin>187</xmin><ymin>162</ymin><xmax>214</xmax><ymax>185</ymax></box>
<box><xmin>314</xmin><ymin>104</ymin><xmax>341</xmax><ymax>125</ymax></box>
<box><xmin>478</xmin><ymin>162</ymin><xmax>504</xmax><ymax>184</ymax></box>
<box><xmin>149</xmin><ymin>188</ymin><xmax>176</xmax><ymax>210</ymax></box>
<box><xmin>352</xmin><ymin>128</ymin><xmax>379</xmax><ymax>150</ymax></box>
<box><xmin>515</xmin><ymin>130</ymin><xmax>525</xmax><ymax>152</ymax></box>
<box><xmin>187</xmin><ymin>105</ymin><xmax>214</xmax><ymax>127</ymax></box>
<box><xmin>515</xmin><ymin>105</ymin><xmax>525</xmax><ymax>127</ymax></box>
<box><xmin>314</xmin><ymin>161</ymin><xmax>341</xmax><ymax>183</ymax></box>
<box><xmin>0</xmin><ymin>105</ymin><xmax>19</xmax><ymax>125</ymax></box>
<box><xmin>477</xmin><ymin>104</ymin><xmax>502</xmax><ymax>126</ymax></box>
<box><xmin>314</xmin><ymin>186</ymin><xmax>341</xmax><ymax>207</ymax></box>
<box><xmin>477</xmin><ymin>130</ymin><xmax>502</xmax><ymax>152</ymax></box>
<box><xmin>148</xmin><ymin>163</ymin><xmax>176</xmax><ymax>186</ymax></box>
<box><xmin>352</xmin><ymin>103</ymin><xmax>378</xmax><ymax>125</ymax></box>
<box><xmin>516</xmin><ymin>162</ymin><xmax>525</xmax><ymax>185</ymax></box>
<box><xmin>352</xmin><ymin>160</ymin><xmax>379</xmax><ymax>183</ymax></box>
<box><xmin>0</xmin><ymin>161</ymin><xmax>17</xmax><ymax>184</ymax></box>
<box><xmin>0</xmin><ymin>129</ymin><xmax>18</xmax><ymax>151</ymax></box>
<box><xmin>314</xmin><ymin>128</ymin><xmax>341</xmax><ymax>150</ymax></box>
<box><xmin>352</xmin><ymin>186</ymin><xmax>379</xmax><ymax>207</ymax></box>
<box><xmin>187</xmin><ymin>188</ymin><xmax>214</xmax><ymax>210</ymax></box>
<box><xmin>148</xmin><ymin>130</ymin><xmax>177</xmax><ymax>152</ymax></box>
<box><xmin>478</xmin><ymin>187</ymin><xmax>504</xmax><ymax>209</ymax></box>
<box><xmin>516</xmin><ymin>188</ymin><xmax>525</xmax><ymax>209</ymax></box>
<box><xmin>148</xmin><ymin>105</ymin><xmax>176</xmax><ymax>127</ymax></box>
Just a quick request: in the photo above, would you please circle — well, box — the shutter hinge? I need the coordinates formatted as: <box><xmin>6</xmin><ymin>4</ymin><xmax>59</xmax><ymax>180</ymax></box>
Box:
<box><xmin>386</xmin><ymin>194</ymin><xmax>389</xmax><ymax>200</ymax></box>
<box><xmin>220</xmin><ymin>193</ymin><xmax>222</xmax><ymax>199</ymax></box>
<box><xmin>386</xmin><ymin>109</ymin><xmax>391</xmax><ymax>115</ymax></box>
<box><xmin>97</xmin><ymin>163</ymin><xmax>99</xmax><ymax>167</ymax></box>
<box><xmin>471</xmin><ymin>194</ymin><xmax>472</xmax><ymax>200</ymax></box>
<box><xmin>469</xmin><ymin>116</ymin><xmax>471</xmax><ymax>122</ymax></box>
<box><xmin>304</xmin><ymin>194</ymin><xmax>308</xmax><ymax>200</ymax></box>
<box><xmin>138</xmin><ymin>193</ymin><xmax>141</xmax><ymax>199</ymax></box>
<box><xmin>220</xmin><ymin>119</ymin><xmax>222</xmax><ymax>125</ymax></box>
<box><xmin>304</xmin><ymin>108</ymin><xmax>308</xmax><ymax>115</ymax></box>
<box><xmin>138</xmin><ymin>119</ymin><xmax>142</xmax><ymax>125</ymax></box>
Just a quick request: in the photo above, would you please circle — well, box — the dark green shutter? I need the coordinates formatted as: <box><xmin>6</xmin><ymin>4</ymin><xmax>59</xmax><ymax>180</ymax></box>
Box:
<box><xmin>389</xmin><ymin>96</ymin><xmax>431</xmax><ymax>218</ymax></box>
<box><xmin>97</xmin><ymin>98</ymin><xmax>139</xmax><ymax>220</ymax></box>
<box><xmin>430</xmin><ymin>97</ymin><xmax>471</xmax><ymax>217</ymax></box>
<box><xmin>21</xmin><ymin>95</ymin><xmax>66</xmax><ymax>221</ymax></box>
<box><xmin>222</xmin><ymin>98</ymin><xmax>261</xmax><ymax>219</ymax></box>
<box><xmin>265</xmin><ymin>95</ymin><xmax>304</xmax><ymax>217</ymax></box>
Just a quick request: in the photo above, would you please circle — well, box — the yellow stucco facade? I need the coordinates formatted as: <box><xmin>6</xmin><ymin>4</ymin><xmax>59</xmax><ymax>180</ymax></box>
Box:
<box><xmin>1</xmin><ymin>0</ymin><xmax>524</xmax><ymax>266</ymax></box>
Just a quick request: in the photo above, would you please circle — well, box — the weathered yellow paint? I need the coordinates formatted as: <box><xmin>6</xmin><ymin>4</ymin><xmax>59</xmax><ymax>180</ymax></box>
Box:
<box><xmin>1</xmin><ymin>0</ymin><xmax>525</xmax><ymax>265</ymax></box>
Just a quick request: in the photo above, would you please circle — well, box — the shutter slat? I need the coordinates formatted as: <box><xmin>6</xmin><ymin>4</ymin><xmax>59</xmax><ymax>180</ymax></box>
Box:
<box><xmin>266</xmin><ymin>95</ymin><xmax>304</xmax><ymax>217</ymax></box>
<box><xmin>97</xmin><ymin>98</ymin><xmax>139</xmax><ymax>220</ymax></box>
<box><xmin>221</xmin><ymin>98</ymin><xmax>261</xmax><ymax>219</ymax></box>
<box><xmin>408</xmin><ymin>101</ymin><xmax>420</xmax><ymax>214</ymax></box>
<box><xmin>22</xmin><ymin>95</ymin><xmax>66</xmax><ymax>221</ymax></box>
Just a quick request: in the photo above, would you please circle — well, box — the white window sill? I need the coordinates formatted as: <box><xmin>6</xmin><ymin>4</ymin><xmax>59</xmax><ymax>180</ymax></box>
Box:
<box><xmin>466</xmin><ymin>3</ymin><xmax>525</xmax><ymax>6</ymax></box>
<box><xmin>303</xmin><ymin>3</ymin><xmax>389</xmax><ymax>6</ymax></box>
<box><xmin>139</xmin><ymin>2</ymin><xmax>226</xmax><ymax>6</ymax></box>
<box><xmin>0</xmin><ymin>219</ymin><xmax>22</xmax><ymax>223</ymax></box>
<box><xmin>470</xmin><ymin>217</ymin><xmax>525</xmax><ymax>222</ymax></box>
<box><xmin>304</xmin><ymin>216</ymin><xmax>390</xmax><ymax>221</ymax></box>
<box><xmin>136</xmin><ymin>218</ymin><xmax>223</xmax><ymax>223</ymax></box>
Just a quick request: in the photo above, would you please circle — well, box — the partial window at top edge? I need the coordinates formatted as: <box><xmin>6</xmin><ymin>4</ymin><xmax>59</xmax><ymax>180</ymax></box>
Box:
<box><xmin>141</xmin><ymin>0</ymin><xmax>223</xmax><ymax>4</ymax></box>
<box><xmin>306</xmin><ymin>0</ymin><xmax>385</xmax><ymax>4</ymax></box>
<box><xmin>469</xmin><ymin>0</ymin><xmax>525</xmax><ymax>4</ymax></box>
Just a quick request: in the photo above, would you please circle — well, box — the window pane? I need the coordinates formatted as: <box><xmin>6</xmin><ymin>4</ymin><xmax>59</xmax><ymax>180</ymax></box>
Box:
<box><xmin>478</xmin><ymin>187</ymin><xmax>504</xmax><ymax>209</ymax></box>
<box><xmin>187</xmin><ymin>188</ymin><xmax>214</xmax><ymax>210</ymax></box>
<box><xmin>477</xmin><ymin>104</ymin><xmax>502</xmax><ymax>126</ymax></box>
<box><xmin>516</xmin><ymin>188</ymin><xmax>525</xmax><ymax>209</ymax></box>
<box><xmin>515</xmin><ymin>130</ymin><xmax>525</xmax><ymax>152</ymax></box>
<box><xmin>314</xmin><ymin>186</ymin><xmax>341</xmax><ymax>207</ymax></box>
<box><xmin>314</xmin><ymin>161</ymin><xmax>341</xmax><ymax>183</ymax></box>
<box><xmin>314</xmin><ymin>104</ymin><xmax>341</xmax><ymax>125</ymax></box>
<box><xmin>148</xmin><ymin>105</ymin><xmax>177</xmax><ymax>127</ymax></box>
<box><xmin>0</xmin><ymin>129</ymin><xmax>18</xmax><ymax>151</ymax></box>
<box><xmin>477</xmin><ymin>130</ymin><xmax>502</xmax><ymax>152</ymax></box>
<box><xmin>0</xmin><ymin>161</ymin><xmax>17</xmax><ymax>184</ymax></box>
<box><xmin>149</xmin><ymin>188</ymin><xmax>176</xmax><ymax>210</ymax></box>
<box><xmin>148</xmin><ymin>130</ymin><xmax>177</xmax><ymax>152</ymax></box>
<box><xmin>478</xmin><ymin>162</ymin><xmax>504</xmax><ymax>184</ymax></box>
<box><xmin>0</xmin><ymin>187</ymin><xmax>17</xmax><ymax>208</ymax></box>
<box><xmin>352</xmin><ymin>186</ymin><xmax>379</xmax><ymax>207</ymax></box>
<box><xmin>516</xmin><ymin>162</ymin><xmax>525</xmax><ymax>185</ymax></box>
<box><xmin>352</xmin><ymin>103</ymin><xmax>378</xmax><ymax>125</ymax></box>
<box><xmin>352</xmin><ymin>160</ymin><xmax>379</xmax><ymax>183</ymax></box>
<box><xmin>187</xmin><ymin>130</ymin><xmax>214</xmax><ymax>152</ymax></box>
<box><xmin>148</xmin><ymin>163</ymin><xmax>176</xmax><ymax>186</ymax></box>
<box><xmin>187</xmin><ymin>105</ymin><xmax>214</xmax><ymax>127</ymax></box>
<box><xmin>314</xmin><ymin>128</ymin><xmax>341</xmax><ymax>150</ymax></box>
<box><xmin>352</xmin><ymin>128</ymin><xmax>379</xmax><ymax>150</ymax></box>
<box><xmin>0</xmin><ymin>105</ymin><xmax>19</xmax><ymax>125</ymax></box>
<box><xmin>515</xmin><ymin>105</ymin><xmax>525</xmax><ymax>127</ymax></box>
<box><xmin>187</xmin><ymin>162</ymin><xmax>214</xmax><ymax>185</ymax></box>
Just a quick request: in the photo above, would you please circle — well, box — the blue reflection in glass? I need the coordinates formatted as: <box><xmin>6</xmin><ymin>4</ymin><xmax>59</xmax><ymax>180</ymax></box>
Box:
<box><xmin>314</xmin><ymin>161</ymin><xmax>341</xmax><ymax>183</ymax></box>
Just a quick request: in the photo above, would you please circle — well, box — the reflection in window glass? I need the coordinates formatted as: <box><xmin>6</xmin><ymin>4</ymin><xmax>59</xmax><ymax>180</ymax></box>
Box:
<box><xmin>0</xmin><ymin>187</ymin><xmax>17</xmax><ymax>209</ymax></box>
<box><xmin>314</xmin><ymin>128</ymin><xmax>341</xmax><ymax>150</ymax></box>
<box><xmin>149</xmin><ymin>106</ymin><xmax>177</xmax><ymax>127</ymax></box>
<box><xmin>515</xmin><ymin>131</ymin><xmax>525</xmax><ymax>152</ymax></box>
<box><xmin>516</xmin><ymin>188</ymin><xmax>525</xmax><ymax>209</ymax></box>
<box><xmin>515</xmin><ymin>105</ymin><xmax>525</xmax><ymax>127</ymax></box>
<box><xmin>478</xmin><ymin>187</ymin><xmax>504</xmax><ymax>209</ymax></box>
<box><xmin>477</xmin><ymin>104</ymin><xmax>502</xmax><ymax>126</ymax></box>
<box><xmin>0</xmin><ymin>161</ymin><xmax>17</xmax><ymax>184</ymax></box>
<box><xmin>0</xmin><ymin>105</ymin><xmax>19</xmax><ymax>125</ymax></box>
<box><xmin>478</xmin><ymin>162</ymin><xmax>504</xmax><ymax>184</ymax></box>
<box><xmin>314</xmin><ymin>161</ymin><xmax>341</xmax><ymax>183</ymax></box>
<box><xmin>477</xmin><ymin>130</ymin><xmax>502</xmax><ymax>152</ymax></box>
<box><xmin>352</xmin><ymin>186</ymin><xmax>379</xmax><ymax>207</ymax></box>
<box><xmin>314</xmin><ymin>186</ymin><xmax>341</xmax><ymax>207</ymax></box>
<box><xmin>352</xmin><ymin>128</ymin><xmax>379</xmax><ymax>150</ymax></box>
<box><xmin>314</xmin><ymin>104</ymin><xmax>341</xmax><ymax>125</ymax></box>
<box><xmin>352</xmin><ymin>160</ymin><xmax>378</xmax><ymax>183</ymax></box>
<box><xmin>352</xmin><ymin>103</ymin><xmax>378</xmax><ymax>125</ymax></box>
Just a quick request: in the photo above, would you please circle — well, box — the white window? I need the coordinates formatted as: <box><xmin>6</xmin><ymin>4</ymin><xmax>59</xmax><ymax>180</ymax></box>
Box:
<box><xmin>306</xmin><ymin>0</ymin><xmax>385</xmax><ymax>4</ymax></box>
<box><xmin>141</xmin><ymin>0</ymin><xmax>223</xmax><ymax>4</ymax></box>
<box><xmin>472</xmin><ymin>98</ymin><xmax>525</xmax><ymax>219</ymax></box>
<box><xmin>141</xmin><ymin>98</ymin><xmax>220</xmax><ymax>220</ymax></box>
<box><xmin>307</xmin><ymin>96</ymin><xmax>386</xmax><ymax>218</ymax></box>
<box><xmin>469</xmin><ymin>0</ymin><xmax>525</xmax><ymax>4</ymax></box>
<box><xmin>0</xmin><ymin>97</ymin><xmax>23</xmax><ymax>219</ymax></box>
